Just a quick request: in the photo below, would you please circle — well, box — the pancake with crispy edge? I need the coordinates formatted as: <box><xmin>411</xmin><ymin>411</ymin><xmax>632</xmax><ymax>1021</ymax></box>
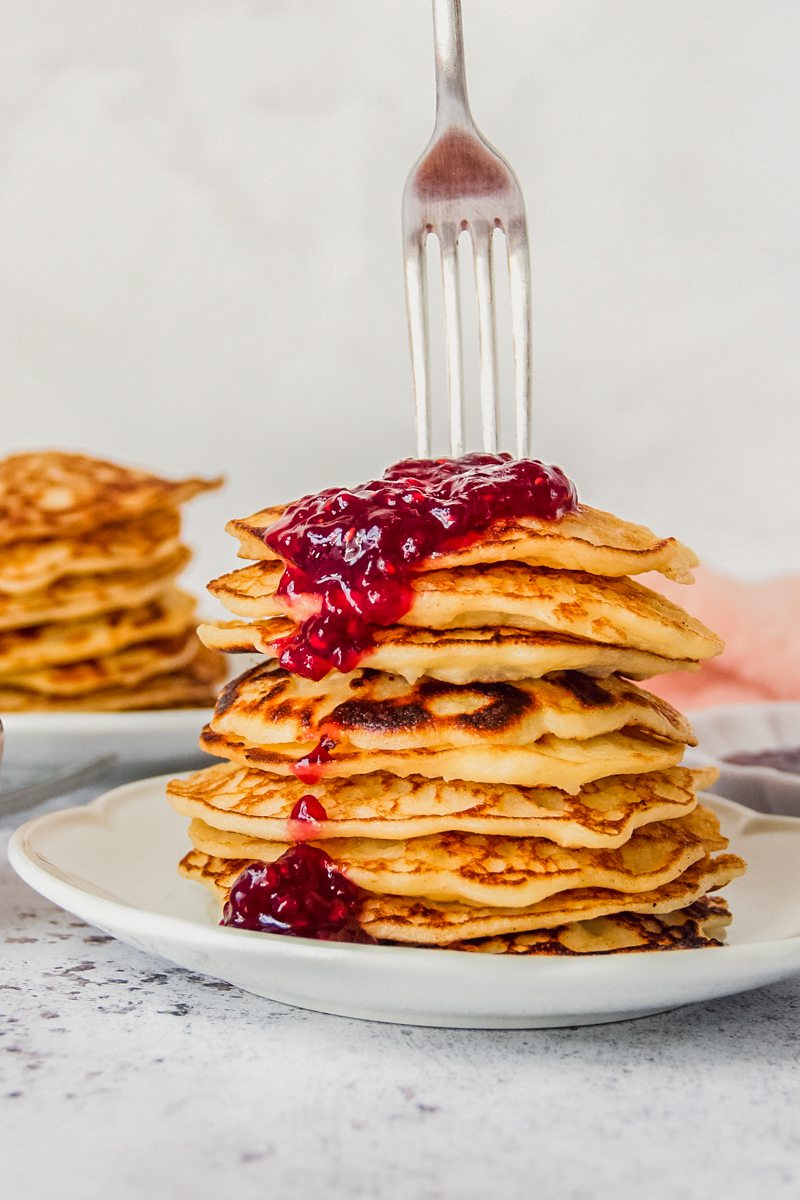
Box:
<box><xmin>0</xmin><ymin>451</ymin><xmax>221</xmax><ymax>545</ymax></box>
<box><xmin>206</xmin><ymin>663</ymin><xmax>694</xmax><ymax>751</ymax></box>
<box><xmin>452</xmin><ymin>897</ymin><xmax>732</xmax><ymax>954</ymax></box>
<box><xmin>0</xmin><ymin>508</ymin><xmax>183</xmax><ymax>596</ymax></box>
<box><xmin>0</xmin><ymin>547</ymin><xmax>191</xmax><ymax>632</ymax></box>
<box><xmin>167</xmin><ymin>762</ymin><xmax>714</xmax><ymax>848</ymax></box>
<box><xmin>0</xmin><ymin>645</ymin><xmax>225</xmax><ymax>711</ymax></box>
<box><xmin>200</xmin><ymin>724</ymin><xmax>687</xmax><ymax>790</ymax></box>
<box><xmin>209</xmin><ymin>560</ymin><xmax>720</xmax><ymax>663</ymax></box>
<box><xmin>180</xmin><ymin>845</ymin><xmax>742</xmax><ymax>941</ymax></box>
<box><xmin>187</xmin><ymin>805</ymin><xmax>725</xmax><ymax>908</ymax></box>
<box><xmin>0</xmin><ymin>631</ymin><xmax>201</xmax><ymax>696</ymax></box>
<box><xmin>225</xmin><ymin>502</ymin><xmax>698</xmax><ymax>582</ymax></box>
<box><xmin>198</xmin><ymin>616</ymin><xmax>696</xmax><ymax>684</ymax></box>
<box><xmin>0</xmin><ymin>588</ymin><xmax>196</xmax><ymax>676</ymax></box>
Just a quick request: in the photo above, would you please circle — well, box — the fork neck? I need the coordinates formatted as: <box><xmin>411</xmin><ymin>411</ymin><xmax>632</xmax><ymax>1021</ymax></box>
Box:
<box><xmin>432</xmin><ymin>0</ymin><xmax>473</xmax><ymax>130</ymax></box>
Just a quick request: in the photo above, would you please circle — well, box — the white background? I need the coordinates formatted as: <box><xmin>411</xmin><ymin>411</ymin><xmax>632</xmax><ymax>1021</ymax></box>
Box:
<box><xmin>2</xmin><ymin>1</ymin><xmax>798</xmax><ymax>593</ymax></box>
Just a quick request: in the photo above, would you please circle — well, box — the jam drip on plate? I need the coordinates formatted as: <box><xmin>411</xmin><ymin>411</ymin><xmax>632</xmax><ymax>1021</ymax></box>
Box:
<box><xmin>221</xmin><ymin>845</ymin><xmax>372</xmax><ymax>942</ymax></box>
<box><xmin>265</xmin><ymin>453</ymin><xmax>578</xmax><ymax>679</ymax></box>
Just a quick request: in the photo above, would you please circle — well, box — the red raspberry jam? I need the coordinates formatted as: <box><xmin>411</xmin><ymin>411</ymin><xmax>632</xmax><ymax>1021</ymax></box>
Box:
<box><xmin>289</xmin><ymin>795</ymin><xmax>328</xmax><ymax>823</ymax></box>
<box><xmin>287</xmin><ymin>794</ymin><xmax>328</xmax><ymax>841</ymax></box>
<box><xmin>221</xmin><ymin>845</ymin><xmax>372</xmax><ymax>942</ymax></box>
<box><xmin>291</xmin><ymin>735</ymin><xmax>337</xmax><ymax>783</ymax></box>
<box><xmin>265</xmin><ymin>453</ymin><xmax>578</xmax><ymax>679</ymax></box>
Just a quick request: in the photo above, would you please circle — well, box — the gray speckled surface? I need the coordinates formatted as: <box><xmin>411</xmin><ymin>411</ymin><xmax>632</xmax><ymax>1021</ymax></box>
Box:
<box><xmin>2</xmin><ymin>784</ymin><xmax>799</xmax><ymax>1200</ymax></box>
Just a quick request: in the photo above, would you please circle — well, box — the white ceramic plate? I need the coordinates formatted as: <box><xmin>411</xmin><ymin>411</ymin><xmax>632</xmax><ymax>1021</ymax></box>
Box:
<box><xmin>9</xmin><ymin>774</ymin><xmax>800</xmax><ymax>1028</ymax></box>
<box><xmin>687</xmin><ymin>701</ymin><xmax>800</xmax><ymax>816</ymax></box>
<box><xmin>0</xmin><ymin>710</ymin><xmax>213</xmax><ymax>775</ymax></box>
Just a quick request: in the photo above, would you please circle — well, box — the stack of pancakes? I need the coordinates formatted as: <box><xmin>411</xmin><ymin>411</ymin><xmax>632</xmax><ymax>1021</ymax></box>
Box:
<box><xmin>170</xmin><ymin>496</ymin><xmax>745</xmax><ymax>953</ymax></box>
<box><xmin>0</xmin><ymin>452</ymin><xmax>225</xmax><ymax>711</ymax></box>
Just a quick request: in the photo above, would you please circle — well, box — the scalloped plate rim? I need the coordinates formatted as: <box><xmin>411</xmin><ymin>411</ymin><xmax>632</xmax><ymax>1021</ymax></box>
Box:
<box><xmin>8</xmin><ymin>773</ymin><xmax>800</xmax><ymax>1028</ymax></box>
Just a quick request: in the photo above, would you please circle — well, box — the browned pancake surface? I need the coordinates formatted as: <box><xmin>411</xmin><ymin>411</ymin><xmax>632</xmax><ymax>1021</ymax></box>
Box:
<box><xmin>209</xmin><ymin>560</ymin><xmax>720</xmax><ymax>663</ymax></box>
<box><xmin>209</xmin><ymin>663</ymin><xmax>694</xmax><ymax>749</ymax></box>
<box><xmin>199</xmin><ymin>724</ymin><xmax>687</xmax><ymax>789</ymax></box>
<box><xmin>0</xmin><ymin>508</ymin><xmax>182</xmax><ymax>595</ymax></box>
<box><xmin>187</xmin><ymin>805</ymin><xmax>726</xmax><ymax>907</ymax></box>
<box><xmin>198</xmin><ymin>616</ymin><xmax>695</xmax><ymax>684</ymax></box>
<box><xmin>0</xmin><ymin>547</ymin><xmax>191</xmax><ymax>631</ymax></box>
<box><xmin>226</xmin><ymin>502</ymin><xmax>697</xmax><ymax>582</ymax></box>
<box><xmin>1</xmin><ymin>632</ymin><xmax>200</xmax><ymax>696</ymax></box>
<box><xmin>0</xmin><ymin>644</ymin><xmax>224</xmax><ymax>711</ymax></box>
<box><xmin>0</xmin><ymin>588</ymin><xmax>196</xmax><ymax>676</ymax></box>
<box><xmin>180</xmin><ymin>850</ymin><xmax>743</xmax><ymax>945</ymax></box>
<box><xmin>0</xmin><ymin>451</ymin><xmax>221</xmax><ymax>545</ymax></box>
<box><xmin>168</xmin><ymin>762</ymin><xmax>714</xmax><ymax>847</ymax></box>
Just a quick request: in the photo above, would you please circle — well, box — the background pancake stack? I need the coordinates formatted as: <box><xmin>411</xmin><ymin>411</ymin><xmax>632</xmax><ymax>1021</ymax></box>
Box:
<box><xmin>171</xmin><ymin>486</ymin><xmax>745</xmax><ymax>953</ymax></box>
<box><xmin>0</xmin><ymin>452</ymin><xmax>225</xmax><ymax>711</ymax></box>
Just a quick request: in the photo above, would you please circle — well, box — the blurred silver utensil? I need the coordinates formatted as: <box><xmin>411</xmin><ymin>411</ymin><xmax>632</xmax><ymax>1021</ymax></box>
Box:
<box><xmin>403</xmin><ymin>0</ymin><xmax>532</xmax><ymax>458</ymax></box>
<box><xmin>0</xmin><ymin>744</ymin><xmax>117</xmax><ymax>819</ymax></box>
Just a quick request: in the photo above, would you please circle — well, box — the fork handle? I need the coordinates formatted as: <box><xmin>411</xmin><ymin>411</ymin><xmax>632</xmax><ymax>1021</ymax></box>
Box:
<box><xmin>432</xmin><ymin>0</ymin><xmax>472</xmax><ymax>126</ymax></box>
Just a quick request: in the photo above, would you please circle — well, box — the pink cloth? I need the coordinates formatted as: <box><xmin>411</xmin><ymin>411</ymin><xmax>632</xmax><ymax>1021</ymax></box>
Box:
<box><xmin>642</xmin><ymin>567</ymin><xmax>800</xmax><ymax>708</ymax></box>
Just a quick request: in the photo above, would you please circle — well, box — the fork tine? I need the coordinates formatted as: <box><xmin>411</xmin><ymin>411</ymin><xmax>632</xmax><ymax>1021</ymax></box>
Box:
<box><xmin>440</xmin><ymin>230</ymin><xmax>465</xmax><ymax>456</ymax></box>
<box><xmin>472</xmin><ymin>224</ymin><xmax>499</xmax><ymax>452</ymax></box>
<box><xmin>507</xmin><ymin>221</ymin><xmax>532</xmax><ymax>457</ymax></box>
<box><xmin>0</xmin><ymin>754</ymin><xmax>117</xmax><ymax>817</ymax></box>
<box><xmin>406</xmin><ymin>0</ymin><xmax>533</xmax><ymax>459</ymax></box>
<box><xmin>404</xmin><ymin>233</ymin><xmax>432</xmax><ymax>457</ymax></box>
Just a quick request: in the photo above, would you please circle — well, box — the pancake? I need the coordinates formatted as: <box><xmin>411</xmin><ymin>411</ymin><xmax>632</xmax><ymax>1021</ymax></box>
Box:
<box><xmin>171</xmin><ymin>458</ymin><xmax>741</xmax><ymax>952</ymax></box>
<box><xmin>0</xmin><ymin>588</ymin><xmax>196</xmax><ymax>676</ymax></box>
<box><xmin>0</xmin><ymin>645</ymin><xmax>225</xmax><ymax>711</ymax></box>
<box><xmin>0</xmin><ymin>547</ymin><xmax>191</xmax><ymax>631</ymax></box>
<box><xmin>226</xmin><ymin>502</ymin><xmax>698</xmax><ymax>582</ymax></box>
<box><xmin>0</xmin><ymin>632</ymin><xmax>201</xmax><ymax>696</ymax></box>
<box><xmin>0</xmin><ymin>451</ymin><xmax>221</xmax><ymax>545</ymax></box>
<box><xmin>181</xmin><ymin>849</ymin><xmax>744</xmax><ymax>943</ymax></box>
<box><xmin>362</xmin><ymin>856</ymin><xmax>741</xmax><ymax>943</ymax></box>
<box><xmin>186</xmin><ymin>805</ymin><xmax>726</xmax><ymax>907</ymax></box>
<box><xmin>452</xmin><ymin>898</ymin><xmax>731</xmax><ymax>954</ymax></box>
<box><xmin>209</xmin><ymin>561</ymin><xmax>720</xmax><ymax>663</ymax></box>
<box><xmin>167</xmin><ymin>763</ymin><xmax>714</xmax><ymax>847</ymax></box>
<box><xmin>200</xmin><ymin>725</ymin><xmax>686</xmax><ymax>789</ymax></box>
<box><xmin>207</xmin><ymin>663</ymin><xmax>694</xmax><ymax>751</ymax></box>
<box><xmin>198</xmin><ymin>616</ymin><xmax>696</xmax><ymax>684</ymax></box>
<box><xmin>0</xmin><ymin>508</ymin><xmax>182</xmax><ymax>595</ymax></box>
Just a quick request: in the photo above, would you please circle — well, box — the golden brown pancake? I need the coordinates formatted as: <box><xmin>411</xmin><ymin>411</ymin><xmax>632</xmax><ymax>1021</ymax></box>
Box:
<box><xmin>226</xmin><ymin>502</ymin><xmax>698</xmax><ymax>582</ymax></box>
<box><xmin>0</xmin><ymin>645</ymin><xmax>224</xmax><ymax>711</ymax></box>
<box><xmin>198</xmin><ymin>616</ymin><xmax>696</xmax><ymax>684</ymax></box>
<box><xmin>361</xmin><ymin>858</ymin><xmax>741</xmax><ymax>944</ymax></box>
<box><xmin>0</xmin><ymin>451</ymin><xmax>221</xmax><ymax>545</ymax></box>
<box><xmin>451</xmin><ymin>898</ymin><xmax>731</xmax><ymax>954</ymax></box>
<box><xmin>0</xmin><ymin>588</ymin><xmax>196</xmax><ymax>676</ymax></box>
<box><xmin>0</xmin><ymin>508</ymin><xmax>182</xmax><ymax>595</ymax></box>
<box><xmin>186</xmin><ymin>804</ymin><xmax>726</xmax><ymax>907</ymax></box>
<box><xmin>207</xmin><ymin>663</ymin><xmax>694</xmax><ymax>751</ymax></box>
<box><xmin>168</xmin><ymin>762</ymin><xmax>714</xmax><ymax>847</ymax></box>
<box><xmin>181</xmin><ymin>849</ymin><xmax>744</xmax><ymax>944</ymax></box>
<box><xmin>0</xmin><ymin>632</ymin><xmax>201</xmax><ymax>696</ymax></box>
<box><xmin>170</xmin><ymin>466</ymin><xmax>742</xmax><ymax>953</ymax></box>
<box><xmin>0</xmin><ymin>547</ymin><xmax>191</xmax><ymax>631</ymax></box>
<box><xmin>209</xmin><ymin>561</ymin><xmax>720</xmax><ymax>663</ymax></box>
<box><xmin>200</xmin><ymin>724</ymin><xmax>687</xmax><ymax>790</ymax></box>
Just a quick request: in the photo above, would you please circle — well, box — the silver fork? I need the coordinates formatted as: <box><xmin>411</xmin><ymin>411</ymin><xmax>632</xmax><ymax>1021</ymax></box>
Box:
<box><xmin>0</xmin><ymin>755</ymin><xmax>117</xmax><ymax>818</ymax></box>
<box><xmin>0</xmin><ymin>720</ymin><xmax>117</xmax><ymax>817</ymax></box>
<box><xmin>403</xmin><ymin>0</ymin><xmax>532</xmax><ymax>459</ymax></box>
